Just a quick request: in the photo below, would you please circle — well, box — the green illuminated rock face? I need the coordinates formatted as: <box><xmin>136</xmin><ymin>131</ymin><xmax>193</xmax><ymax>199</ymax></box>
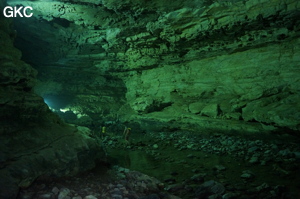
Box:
<box><xmin>8</xmin><ymin>0</ymin><xmax>300</xmax><ymax>133</ymax></box>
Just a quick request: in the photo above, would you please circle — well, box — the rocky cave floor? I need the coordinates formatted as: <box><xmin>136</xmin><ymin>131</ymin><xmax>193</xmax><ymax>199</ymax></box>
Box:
<box><xmin>18</xmin><ymin>130</ymin><xmax>300</xmax><ymax>199</ymax></box>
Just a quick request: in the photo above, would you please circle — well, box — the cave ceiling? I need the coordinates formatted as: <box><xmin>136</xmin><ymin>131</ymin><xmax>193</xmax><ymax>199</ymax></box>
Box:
<box><xmin>9</xmin><ymin>0</ymin><xmax>299</xmax><ymax>72</ymax></box>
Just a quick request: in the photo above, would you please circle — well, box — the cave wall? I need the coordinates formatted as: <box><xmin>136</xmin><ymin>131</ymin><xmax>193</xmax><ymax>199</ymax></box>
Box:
<box><xmin>8</xmin><ymin>0</ymin><xmax>300</xmax><ymax>133</ymax></box>
<box><xmin>0</xmin><ymin>1</ymin><xmax>105</xmax><ymax>198</ymax></box>
<box><xmin>120</xmin><ymin>37</ymin><xmax>300</xmax><ymax>132</ymax></box>
<box><xmin>113</xmin><ymin>0</ymin><xmax>300</xmax><ymax>133</ymax></box>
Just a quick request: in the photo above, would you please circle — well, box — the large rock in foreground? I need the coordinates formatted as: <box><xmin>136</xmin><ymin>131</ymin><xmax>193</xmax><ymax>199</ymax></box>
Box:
<box><xmin>0</xmin><ymin>124</ymin><xmax>105</xmax><ymax>199</ymax></box>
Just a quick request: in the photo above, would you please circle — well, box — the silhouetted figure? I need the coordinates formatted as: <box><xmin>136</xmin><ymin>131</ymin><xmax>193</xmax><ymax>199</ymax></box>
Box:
<box><xmin>123</xmin><ymin>127</ymin><xmax>131</xmax><ymax>141</ymax></box>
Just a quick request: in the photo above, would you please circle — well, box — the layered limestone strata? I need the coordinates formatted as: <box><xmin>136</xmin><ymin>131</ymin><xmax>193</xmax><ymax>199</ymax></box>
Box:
<box><xmin>120</xmin><ymin>38</ymin><xmax>300</xmax><ymax>133</ymax></box>
<box><xmin>0</xmin><ymin>1</ymin><xmax>105</xmax><ymax>198</ymax></box>
<box><xmin>8</xmin><ymin>0</ymin><xmax>300</xmax><ymax>133</ymax></box>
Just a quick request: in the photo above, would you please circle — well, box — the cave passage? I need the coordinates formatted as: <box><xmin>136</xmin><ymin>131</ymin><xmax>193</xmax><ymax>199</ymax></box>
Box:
<box><xmin>1</xmin><ymin>0</ymin><xmax>300</xmax><ymax>199</ymax></box>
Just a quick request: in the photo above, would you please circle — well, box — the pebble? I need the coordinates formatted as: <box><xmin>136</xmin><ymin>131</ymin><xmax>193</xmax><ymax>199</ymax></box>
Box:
<box><xmin>248</xmin><ymin>146</ymin><xmax>258</xmax><ymax>153</ymax></box>
<box><xmin>190</xmin><ymin>174</ymin><xmax>205</xmax><ymax>183</ymax></box>
<box><xmin>72</xmin><ymin>196</ymin><xmax>82</xmax><ymax>199</ymax></box>
<box><xmin>249</xmin><ymin>156</ymin><xmax>259</xmax><ymax>164</ymax></box>
<box><xmin>214</xmin><ymin>165</ymin><xmax>226</xmax><ymax>171</ymax></box>
<box><xmin>222</xmin><ymin>192</ymin><xmax>238</xmax><ymax>199</ymax></box>
<box><xmin>195</xmin><ymin>180</ymin><xmax>225</xmax><ymax>198</ymax></box>
<box><xmin>165</xmin><ymin>183</ymin><xmax>184</xmax><ymax>192</ymax></box>
<box><xmin>139</xmin><ymin>194</ymin><xmax>160</xmax><ymax>199</ymax></box>
<box><xmin>270</xmin><ymin>144</ymin><xmax>279</xmax><ymax>151</ymax></box>
<box><xmin>38</xmin><ymin>193</ymin><xmax>52</xmax><ymax>199</ymax></box>
<box><xmin>116</xmin><ymin>184</ymin><xmax>123</xmax><ymax>188</ymax></box>
<box><xmin>264</xmin><ymin>150</ymin><xmax>271</xmax><ymax>154</ymax></box>
<box><xmin>110</xmin><ymin>188</ymin><xmax>122</xmax><ymax>195</ymax></box>
<box><xmin>260</xmin><ymin>160</ymin><xmax>266</xmax><ymax>165</ymax></box>
<box><xmin>52</xmin><ymin>187</ymin><xmax>60</xmax><ymax>195</ymax></box>
<box><xmin>164</xmin><ymin>178</ymin><xmax>176</xmax><ymax>184</ymax></box>
<box><xmin>293</xmin><ymin>152</ymin><xmax>300</xmax><ymax>159</ymax></box>
<box><xmin>84</xmin><ymin>195</ymin><xmax>98</xmax><ymax>199</ymax></box>
<box><xmin>110</xmin><ymin>194</ymin><xmax>122</xmax><ymax>199</ymax></box>
<box><xmin>240</xmin><ymin>171</ymin><xmax>255</xmax><ymax>179</ymax></box>
<box><xmin>58</xmin><ymin>188</ymin><xmax>70</xmax><ymax>199</ymax></box>
<box><xmin>187</xmin><ymin>154</ymin><xmax>195</xmax><ymax>158</ymax></box>
<box><xmin>256</xmin><ymin>183</ymin><xmax>269</xmax><ymax>191</ymax></box>
<box><xmin>278</xmin><ymin>149</ymin><xmax>292</xmax><ymax>157</ymax></box>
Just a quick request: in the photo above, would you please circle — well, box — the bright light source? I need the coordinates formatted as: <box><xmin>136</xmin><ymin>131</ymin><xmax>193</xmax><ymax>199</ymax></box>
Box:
<box><xmin>60</xmin><ymin>108</ymin><xmax>69</xmax><ymax>113</ymax></box>
<box><xmin>44</xmin><ymin>99</ymin><xmax>49</xmax><ymax>106</ymax></box>
<box><xmin>44</xmin><ymin>98</ymin><xmax>53</xmax><ymax>109</ymax></box>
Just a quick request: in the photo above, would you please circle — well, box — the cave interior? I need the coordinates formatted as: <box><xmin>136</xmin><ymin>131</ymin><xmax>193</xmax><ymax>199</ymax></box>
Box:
<box><xmin>0</xmin><ymin>0</ymin><xmax>300</xmax><ymax>198</ymax></box>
